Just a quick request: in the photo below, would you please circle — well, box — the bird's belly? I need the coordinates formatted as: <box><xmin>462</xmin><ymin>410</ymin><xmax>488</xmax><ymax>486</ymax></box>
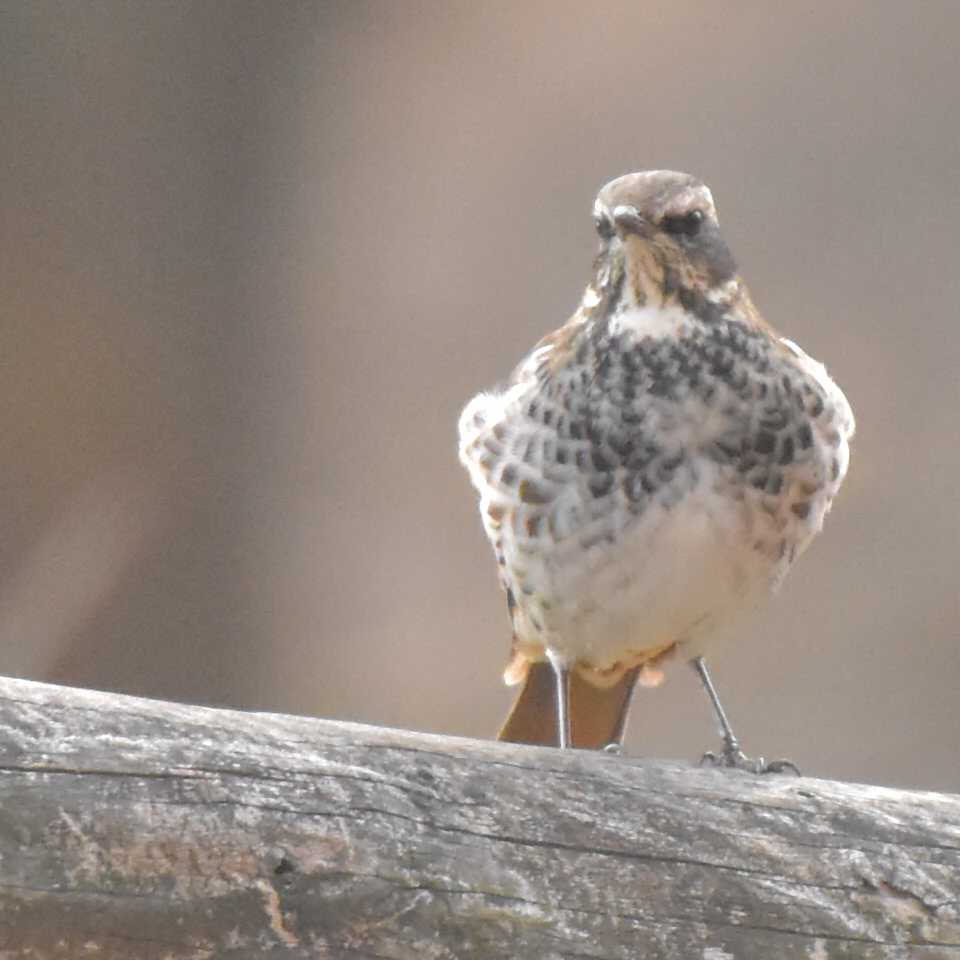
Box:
<box><xmin>509</xmin><ymin>464</ymin><xmax>792</xmax><ymax>670</ymax></box>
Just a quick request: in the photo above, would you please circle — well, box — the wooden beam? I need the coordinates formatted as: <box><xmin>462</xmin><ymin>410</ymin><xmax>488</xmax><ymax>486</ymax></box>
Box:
<box><xmin>0</xmin><ymin>675</ymin><xmax>957</xmax><ymax>958</ymax></box>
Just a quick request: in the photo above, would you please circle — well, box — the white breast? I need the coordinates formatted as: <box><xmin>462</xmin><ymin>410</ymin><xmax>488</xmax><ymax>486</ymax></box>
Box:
<box><xmin>517</xmin><ymin>461</ymin><xmax>783</xmax><ymax>669</ymax></box>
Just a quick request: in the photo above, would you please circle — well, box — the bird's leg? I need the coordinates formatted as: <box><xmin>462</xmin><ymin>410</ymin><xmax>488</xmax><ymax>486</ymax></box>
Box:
<box><xmin>546</xmin><ymin>650</ymin><xmax>572</xmax><ymax>749</ymax></box>
<box><xmin>692</xmin><ymin>656</ymin><xmax>742</xmax><ymax>760</ymax></box>
<box><xmin>691</xmin><ymin>656</ymin><xmax>799</xmax><ymax>775</ymax></box>
<box><xmin>602</xmin><ymin>665</ymin><xmax>641</xmax><ymax>755</ymax></box>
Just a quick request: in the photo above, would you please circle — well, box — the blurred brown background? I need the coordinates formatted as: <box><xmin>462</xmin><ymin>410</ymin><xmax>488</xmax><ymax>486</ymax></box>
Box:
<box><xmin>2</xmin><ymin>2</ymin><xmax>958</xmax><ymax>792</ymax></box>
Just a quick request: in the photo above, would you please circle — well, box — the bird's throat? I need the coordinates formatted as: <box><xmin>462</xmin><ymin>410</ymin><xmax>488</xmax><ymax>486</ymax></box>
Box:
<box><xmin>622</xmin><ymin>236</ymin><xmax>669</xmax><ymax>309</ymax></box>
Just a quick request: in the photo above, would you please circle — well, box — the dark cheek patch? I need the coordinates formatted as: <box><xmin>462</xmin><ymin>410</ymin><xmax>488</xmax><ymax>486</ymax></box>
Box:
<box><xmin>695</xmin><ymin>228</ymin><xmax>737</xmax><ymax>286</ymax></box>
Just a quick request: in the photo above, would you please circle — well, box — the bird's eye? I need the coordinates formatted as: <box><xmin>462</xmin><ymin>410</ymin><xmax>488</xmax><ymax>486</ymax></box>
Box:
<box><xmin>594</xmin><ymin>212</ymin><xmax>615</xmax><ymax>240</ymax></box>
<box><xmin>661</xmin><ymin>209</ymin><xmax>704</xmax><ymax>237</ymax></box>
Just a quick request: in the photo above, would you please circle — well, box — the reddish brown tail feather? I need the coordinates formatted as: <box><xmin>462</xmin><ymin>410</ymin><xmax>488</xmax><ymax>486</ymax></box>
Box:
<box><xmin>497</xmin><ymin>662</ymin><xmax>641</xmax><ymax>749</ymax></box>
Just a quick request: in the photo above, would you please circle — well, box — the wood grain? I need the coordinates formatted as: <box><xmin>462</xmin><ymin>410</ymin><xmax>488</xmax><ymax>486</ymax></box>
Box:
<box><xmin>0</xmin><ymin>675</ymin><xmax>957</xmax><ymax>958</ymax></box>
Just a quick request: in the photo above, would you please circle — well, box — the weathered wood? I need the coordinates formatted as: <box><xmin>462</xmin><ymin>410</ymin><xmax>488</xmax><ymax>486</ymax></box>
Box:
<box><xmin>0</xmin><ymin>676</ymin><xmax>957</xmax><ymax>959</ymax></box>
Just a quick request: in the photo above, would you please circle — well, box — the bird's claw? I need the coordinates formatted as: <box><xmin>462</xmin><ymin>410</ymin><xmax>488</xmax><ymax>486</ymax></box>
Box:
<box><xmin>699</xmin><ymin>747</ymin><xmax>800</xmax><ymax>776</ymax></box>
<box><xmin>761</xmin><ymin>758</ymin><xmax>802</xmax><ymax>776</ymax></box>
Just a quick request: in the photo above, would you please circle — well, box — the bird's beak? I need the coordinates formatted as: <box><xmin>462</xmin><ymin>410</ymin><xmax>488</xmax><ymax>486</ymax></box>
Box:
<box><xmin>611</xmin><ymin>204</ymin><xmax>650</xmax><ymax>238</ymax></box>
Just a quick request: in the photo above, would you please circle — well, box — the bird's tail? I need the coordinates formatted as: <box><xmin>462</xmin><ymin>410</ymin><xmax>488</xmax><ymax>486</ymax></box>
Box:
<box><xmin>497</xmin><ymin>661</ymin><xmax>640</xmax><ymax>749</ymax></box>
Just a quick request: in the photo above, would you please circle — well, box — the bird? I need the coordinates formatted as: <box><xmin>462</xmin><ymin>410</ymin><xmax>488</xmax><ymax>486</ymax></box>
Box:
<box><xmin>457</xmin><ymin>170</ymin><xmax>854</xmax><ymax>768</ymax></box>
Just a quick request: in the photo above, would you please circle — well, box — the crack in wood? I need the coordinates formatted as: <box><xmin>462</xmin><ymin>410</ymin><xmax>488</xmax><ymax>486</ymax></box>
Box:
<box><xmin>0</xmin><ymin>675</ymin><xmax>957</xmax><ymax>957</ymax></box>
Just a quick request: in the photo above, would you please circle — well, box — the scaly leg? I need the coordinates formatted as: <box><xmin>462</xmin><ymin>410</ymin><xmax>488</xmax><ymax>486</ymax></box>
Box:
<box><xmin>692</xmin><ymin>656</ymin><xmax>799</xmax><ymax>775</ymax></box>
<box><xmin>601</xmin><ymin>665</ymin><xmax>641</xmax><ymax>755</ymax></box>
<box><xmin>546</xmin><ymin>650</ymin><xmax>572</xmax><ymax>749</ymax></box>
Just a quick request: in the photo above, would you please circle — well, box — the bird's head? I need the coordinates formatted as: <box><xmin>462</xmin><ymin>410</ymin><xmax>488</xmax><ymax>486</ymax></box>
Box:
<box><xmin>589</xmin><ymin>171</ymin><xmax>739</xmax><ymax>314</ymax></box>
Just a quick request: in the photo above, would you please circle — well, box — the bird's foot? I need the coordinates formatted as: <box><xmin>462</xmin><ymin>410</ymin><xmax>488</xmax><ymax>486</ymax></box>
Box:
<box><xmin>699</xmin><ymin>744</ymin><xmax>800</xmax><ymax>776</ymax></box>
